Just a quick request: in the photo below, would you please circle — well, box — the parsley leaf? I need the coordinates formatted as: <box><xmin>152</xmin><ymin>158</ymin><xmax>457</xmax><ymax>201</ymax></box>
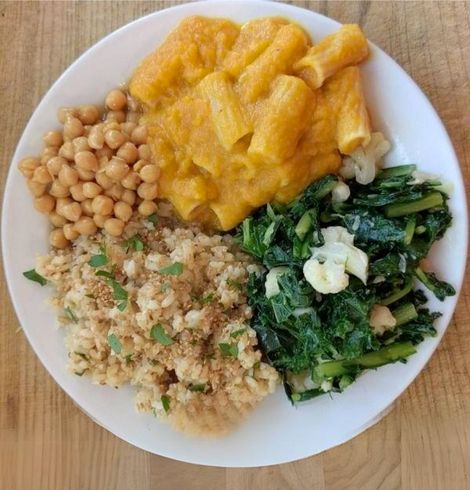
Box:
<box><xmin>64</xmin><ymin>306</ymin><xmax>78</xmax><ymax>323</ymax></box>
<box><xmin>88</xmin><ymin>254</ymin><xmax>108</xmax><ymax>267</ymax></box>
<box><xmin>200</xmin><ymin>293</ymin><xmax>215</xmax><ymax>305</ymax></box>
<box><xmin>108</xmin><ymin>333</ymin><xmax>122</xmax><ymax>354</ymax></box>
<box><xmin>148</xmin><ymin>213</ymin><xmax>158</xmax><ymax>225</ymax></box>
<box><xmin>122</xmin><ymin>234</ymin><xmax>145</xmax><ymax>253</ymax></box>
<box><xmin>150</xmin><ymin>324</ymin><xmax>174</xmax><ymax>346</ymax></box>
<box><xmin>230</xmin><ymin>328</ymin><xmax>246</xmax><ymax>338</ymax></box>
<box><xmin>95</xmin><ymin>270</ymin><xmax>115</xmax><ymax>279</ymax></box>
<box><xmin>74</xmin><ymin>351</ymin><xmax>89</xmax><ymax>361</ymax></box>
<box><xmin>227</xmin><ymin>279</ymin><xmax>244</xmax><ymax>291</ymax></box>
<box><xmin>159</xmin><ymin>262</ymin><xmax>184</xmax><ymax>276</ymax></box>
<box><xmin>218</xmin><ymin>343</ymin><xmax>239</xmax><ymax>357</ymax></box>
<box><xmin>23</xmin><ymin>269</ymin><xmax>47</xmax><ymax>286</ymax></box>
<box><xmin>189</xmin><ymin>383</ymin><xmax>206</xmax><ymax>392</ymax></box>
<box><xmin>161</xmin><ymin>395</ymin><xmax>170</xmax><ymax>413</ymax></box>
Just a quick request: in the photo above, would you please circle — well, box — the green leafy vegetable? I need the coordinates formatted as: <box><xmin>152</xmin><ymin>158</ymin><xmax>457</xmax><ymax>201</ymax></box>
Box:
<box><xmin>159</xmin><ymin>262</ymin><xmax>184</xmax><ymax>276</ymax></box>
<box><xmin>64</xmin><ymin>306</ymin><xmax>78</xmax><ymax>323</ymax></box>
<box><xmin>108</xmin><ymin>333</ymin><xmax>122</xmax><ymax>354</ymax></box>
<box><xmin>23</xmin><ymin>269</ymin><xmax>47</xmax><ymax>286</ymax></box>
<box><xmin>150</xmin><ymin>324</ymin><xmax>174</xmax><ymax>346</ymax></box>
<box><xmin>230</xmin><ymin>328</ymin><xmax>247</xmax><ymax>338</ymax></box>
<box><xmin>88</xmin><ymin>254</ymin><xmax>108</xmax><ymax>267</ymax></box>
<box><xmin>148</xmin><ymin>213</ymin><xmax>158</xmax><ymax>225</ymax></box>
<box><xmin>122</xmin><ymin>234</ymin><xmax>145</xmax><ymax>253</ymax></box>
<box><xmin>161</xmin><ymin>395</ymin><xmax>170</xmax><ymax>413</ymax></box>
<box><xmin>188</xmin><ymin>383</ymin><xmax>206</xmax><ymax>392</ymax></box>
<box><xmin>415</xmin><ymin>267</ymin><xmax>456</xmax><ymax>301</ymax></box>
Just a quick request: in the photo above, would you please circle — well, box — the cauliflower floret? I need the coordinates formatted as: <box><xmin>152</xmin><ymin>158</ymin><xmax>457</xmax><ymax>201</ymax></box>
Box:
<box><xmin>303</xmin><ymin>257</ymin><xmax>349</xmax><ymax>294</ymax></box>
<box><xmin>264</xmin><ymin>266</ymin><xmax>288</xmax><ymax>298</ymax></box>
<box><xmin>341</xmin><ymin>132</ymin><xmax>391</xmax><ymax>184</ymax></box>
<box><xmin>321</xmin><ymin>226</ymin><xmax>354</xmax><ymax>245</ymax></box>
<box><xmin>369</xmin><ymin>304</ymin><xmax>397</xmax><ymax>335</ymax></box>
<box><xmin>331</xmin><ymin>180</ymin><xmax>351</xmax><ymax>202</ymax></box>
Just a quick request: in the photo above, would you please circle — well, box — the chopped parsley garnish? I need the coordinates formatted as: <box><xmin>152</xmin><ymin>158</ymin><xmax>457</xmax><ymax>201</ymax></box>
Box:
<box><xmin>150</xmin><ymin>324</ymin><xmax>174</xmax><ymax>346</ymax></box>
<box><xmin>74</xmin><ymin>351</ymin><xmax>89</xmax><ymax>361</ymax></box>
<box><xmin>227</xmin><ymin>279</ymin><xmax>244</xmax><ymax>291</ymax></box>
<box><xmin>161</xmin><ymin>395</ymin><xmax>170</xmax><ymax>413</ymax></box>
<box><xmin>148</xmin><ymin>213</ymin><xmax>158</xmax><ymax>225</ymax></box>
<box><xmin>160</xmin><ymin>283</ymin><xmax>171</xmax><ymax>293</ymax></box>
<box><xmin>95</xmin><ymin>269</ymin><xmax>128</xmax><ymax>310</ymax></box>
<box><xmin>159</xmin><ymin>262</ymin><xmax>184</xmax><ymax>276</ymax></box>
<box><xmin>74</xmin><ymin>369</ymin><xmax>87</xmax><ymax>377</ymax></box>
<box><xmin>64</xmin><ymin>306</ymin><xmax>78</xmax><ymax>323</ymax></box>
<box><xmin>218</xmin><ymin>343</ymin><xmax>239</xmax><ymax>358</ymax></box>
<box><xmin>88</xmin><ymin>254</ymin><xmax>108</xmax><ymax>267</ymax></box>
<box><xmin>189</xmin><ymin>383</ymin><xmax>206</xmax><ymax>392</ymax></box>
<box><xmin>200</xmin><ymin>293</ymin><xmax>215</xmax><ymax>305</ymax></box>
<box><xmin>85</xmin><ymin>293</ymin><xmax>95</xmax><ymax>299</ymax></box>
<box><xmin>124</xmin><ymin>354</ymin><xmax>133</xmax><ymax>365</ymax></box>
<box><xmin>122</xmin><ymin>234</ymin><xmax>145</xmax><ymax>253</ymax></box>
<box><xmin>108</xmin><ymin>333</ymin><xmax>122</xmax><ymax>354</ymax></box>
<box><xmin>230</xmin><ymin>328</ymin><xmax>246</xmax><ymax>338</ymax></box>
<box><xmin>95</xmin><ymin>270</ymin><xmax>115</xmax><ymax>279</ymax></box>
<box><xmin>23</xmin><ymin>269</ymin><xmax>47</xmax><ymax>286</ymax></box>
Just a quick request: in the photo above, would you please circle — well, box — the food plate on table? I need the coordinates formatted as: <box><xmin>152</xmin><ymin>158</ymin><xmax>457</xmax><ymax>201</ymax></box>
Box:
<box><xmin>2</xmin><ymin>0</ymin><xmax>467</xmax><ymax>467</ymax></box>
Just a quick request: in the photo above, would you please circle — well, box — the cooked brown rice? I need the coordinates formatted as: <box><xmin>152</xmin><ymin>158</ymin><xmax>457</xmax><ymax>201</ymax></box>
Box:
<box><xmin>36</xmin><ymin>203</ymin><xmax>279</xmax><ymax>436</ymax></box>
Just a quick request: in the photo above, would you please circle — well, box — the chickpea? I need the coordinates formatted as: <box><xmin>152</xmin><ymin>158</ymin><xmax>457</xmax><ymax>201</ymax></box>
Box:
<box><xmin>63</xmin><ymin>223</ymin><xmax>79</xmax><ymax>241</ymax></box>
<box><xmin>64</xmin><ymin>117</ymin><xmax>84</xmax><ymax>140</ymax></box>
<box><xmin>43</xmin><ymin>130</ymin><xmax>63</xmax><ymax>147</ymax></box>
<box><xmin>105</xmin><ymin>89</ymin><xmax>127</xmax><ymax>111</ymax></box>
<box><xmin>105</xmin><ymin>183</ymin><xmax>124</xmax><ymax>201</ymax></box>
<box><xmin>120</xmin><ymin>122</ymin><xmax>136</xmax><ymax>136</ymax></box>
<box><xmin>106</xmin><ymin>110</ymin><xmax>126</xmax><ymax>123</ymax></box>
<box><xmin>62</xmin><ymin>202</ymin><xmax>82</xmax><ymax>222</ymax></box>
<box><xmin>59</xmin><ymin>141</ymin><xmax>75</xmax><ymax>161</ymax></box>
<box><xmin>74</xmin><ymin>216</ymin><xmax>97</xmax><ymax>236</ymax></box>
<box><xmin>18</xmin><ymin>157</ymin><xmax>41</xmax><ymax>178</ymax></box>
<box><xmin>76</xmin><ymin>167</ymin><xmax>95</xmax><ymax>181</ymax></box>
<box><xmin>78</xmin><ymin>105</ymin><xmax>100</xmax><ymax>125</ymax></box>
<box><xmin>137</xmin><ymin>182</ymin><xmax>158</xmax><ymax>200</ymax></box>
<box><xmin>50</xmin><ymin>228</ymin><xmax>70</xmax><ymax>249</ymax></box>
<box><xmin>121</xmin><ymin>171</ymin><xmax>141</xmax><ymax>190</ymax></box>
<box><xmin>126</xmin><ymin>111</ymin><xmax>140</xmax><ymax>124</ymax></box>
<box><xmin>70</xmin><ymin>182</ymin><xmax>87</xmax><ymax>202</ymax></box>
<box><xmin>138</xmin><ymin>200</ymin><xmax>158</xmax><ymax>217</ymax></box>
<box><xmin>34</xmin><ymin>194</ymin><xmax>55</xmax><ymax>214</ymax></box>
<box><xmin>138</xmin><ymin>144</ymin><xmax>151</xmax><ymax>161</ymax></box>
<box><xmin>93</xmin><ymin>214</ymin><xmax>107</xmax><ymax>228</ymax></box>
<box><xmin>114</xmin><ymin>201</ymin><xmax>132</xmax><ymax>222</ymax></box>
<box><xmin>82</xmin><ymin>182</ymin><xmax>102</xmax><ymax>199</ymax></box>
<box><xmin>130</xmin><ymin>125</ymin><xmax>147</xmax><ymax>145</ymax></box>
<box><xmin>139</xmin><ymin>164</ymin><xmax>159</xmax><ymax>183</ymax></box>
<box><xmin>81</xmin><ymin>199</ymin><xmax>94</xmax><ymax>216</ymax></box>
<box><xmin>104</xmin><ymin>129</ymin><xmax>126</xmax><ymax>150</ymax></box>
<box><xmin>75</xmin><ymin>150</ymin><xmax>98</xmax><ymax>172</ymax></box>
<box><xmin>104</xmin><ymin>217</ymin><xmax>125</xmax><ymax>237</ymax></box>
<box><xmin>72</xmin><ymin>136</ymin><xmax>91</xmax><ymax>153</ymax></box>
<box><xmin>95</xmin><ymin>171</ymin><xmax>113</xmax><ymax>190</ymax></box>
<box><xmin>27</xmin><ymin>180</ymin><xmax>47</xmax><ymax>197</ymax></box>
<box><xmin>103</xmin><ymin>121</ymin><xmax>120</xmax><ymax>133</ymax></box>
<box><xmin>58</xmin><ymin>165</ymin><xmax>79</xmax><ymax>187</ymax></box>
<box><xmin>88</xmin><ymin>125</ymin><xmax>104</xmax><ymax>150</ymax></box>
<box><xmin>49</xmin><ymin>180</ymin><xmax>70</xmax><ymax>198</ymax></box>
<box><xmin>133</xmin><ymin>159</ymin><xmax>148</xmax><ymax>173</ymax></box>
<box><xmin>57</xmin><ymin>107</ymin><xmax>77</xmax><ymax>124</ymax></box>
<box><xmin>91</xmin><ymin>195</ymin><xmax>114</xmax><ymax>216</ymax></box>
<box><xmin>46</xmin><ymin>156</ymin><xmax>67</xmax><ymax>176</ymax></box>
<box><xmin>49</xmin><ymin>211</ymin><xmax>67</xmax><ymax>227</ymax></box>
<box><xmin>121</xmin><ymin>189</ymin><xmax>136</xmax><ymax>206</ymax></box>
<box><xmin>127</xmin><ymin>96</ymin><xmax>140</xmax><ymax>112</ymax></box>
<box><xmin>41</xmin><ymin>146</ymin><xmax>59</xmax><ymax>165</ymax></box>
<box><xmin>117</xmin><ymin>142</ymin><xmax>138</xmax><ymax>164</ymax></box>
<box><xmin>95</xmin><ymin>145</ymin><xmax>113</xmax><ymax>160</ymax></box>
<box><xmin>32</xmin><ymin>165</ymin><xmax>53</xmax><ymax>185</ymax></box>
<box><xmin>56</xmin><ymin>197</ymin><xmax>73</xmax><ymax>216</ymax></box>
<box><xmin>105</xmin><ymin>157</ymin><xmax>128</xmax><ymax>180</ymax></box>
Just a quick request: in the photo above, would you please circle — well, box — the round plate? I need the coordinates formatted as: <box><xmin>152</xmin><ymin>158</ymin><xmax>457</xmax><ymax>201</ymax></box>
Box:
<box><xmin>2</xmin><ymin>0</ymin><xmax>467</xmax><ymax>467</ymax></box>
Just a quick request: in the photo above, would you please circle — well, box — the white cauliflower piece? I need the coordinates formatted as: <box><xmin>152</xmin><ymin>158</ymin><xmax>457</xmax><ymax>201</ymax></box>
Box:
<box><xmin>369</xmin><ymin>304</ymin><xmax>397</xmax><ymax>335</ymax></box>
<box><xmin>264</xmin><ymin>266</ymin><xmax>288</xmax><ymax>298</ymax></box>
<box><xmin>321</xmin><ymin>226</ymin><xmax>354</xmax><ymax>245</ymax></box>
<box><xmin>341</xmin><ymin>132</ymin><xmax>391</xmax><ymax>184</ymax></box>
<box><xmin>303</xmin><ymin>257</ymin><xmax>349</xmax><ymax>294</ymax></box>
<box><xmin>331</xmin><ymin>180</ymin><xmax>351</xmax><ymax>202</ymax></box>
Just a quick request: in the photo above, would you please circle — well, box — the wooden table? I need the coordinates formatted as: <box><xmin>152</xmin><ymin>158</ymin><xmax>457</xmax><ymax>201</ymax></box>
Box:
<box><xmin>1</xmin><ymin>1</ymin><xmax>469</xmax><ymax>488</ymax></box>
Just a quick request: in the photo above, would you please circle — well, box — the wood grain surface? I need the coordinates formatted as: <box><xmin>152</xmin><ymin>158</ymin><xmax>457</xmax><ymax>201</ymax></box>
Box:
<box><xmin>1</xmin><ymin>1</ymin><xmax>469</xmax><ymax>489</ymax></box>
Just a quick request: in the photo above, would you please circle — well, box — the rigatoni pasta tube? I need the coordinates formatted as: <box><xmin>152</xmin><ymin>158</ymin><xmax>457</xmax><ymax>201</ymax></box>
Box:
<box><xmin>223</xmin><ymin>18</ymin><xmax>287</xmax><ymax>77</ymax></box>
<box><xmin>248</xmin><ymin>75</ymin><xmax>315</xmax><ymax>165</ymax></box>
<box><xmin>325</xmin><ymin>66</ymin><xmax>371</xmax><ymax>154</ymax></box>
<box><xmin>294</xmin><ymin>24</ymin><xmax>369</xmax><ymax>90</ymax></box>
<box><xmin>199</xmin><ymin>72</ymin><xmax>250</xmax><ymax>150</ymax></box>
<box><xmin>237</xmin><ymin>24</ymin><xmax>308</xmax><ymax>103</ymax></box>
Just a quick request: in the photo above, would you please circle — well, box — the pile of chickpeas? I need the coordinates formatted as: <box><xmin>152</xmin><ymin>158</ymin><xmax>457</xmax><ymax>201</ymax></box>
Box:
<box><xmin>18</xmin><ymin>89</ymin><xmax>160</xmax><ymax>248</ymax></box>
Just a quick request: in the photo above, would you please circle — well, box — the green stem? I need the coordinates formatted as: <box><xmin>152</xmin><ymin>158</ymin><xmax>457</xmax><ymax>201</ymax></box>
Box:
<box><xmin>392</xmin><ymin>303</ymin><xmax>418</xmax><ymax>326</ymax></box>
<box><xmin>380</xmin><ymin>279</ymin><xmax>413</xmax><ymax>306</ymax></box>
<box><xmin>295</xmin><ymin>210</ymin><xmax>313</xmax><ymax>240</ymax></box>
<box><xmin>314</xmin><ymin>342</ymin><xmax>416</xmax><ymax>378</ymax></box>
<box><xmin>385</xmin><ymin>192</ymin><xmax>443</xmax><ymax>218</ymax></box>
<box><xmin>404</xmin><ymin>216</ymin><xmax>416</xmax><ymax>245</ymax></box>
<box><xmin>376</xmin><ymin>164</ymin><xmax>417</xmax><ymax>180</ymax></box>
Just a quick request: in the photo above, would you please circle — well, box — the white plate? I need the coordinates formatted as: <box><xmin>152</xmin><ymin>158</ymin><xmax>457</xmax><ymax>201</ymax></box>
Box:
<box><xmin>2</xmin><ymin>0</ymin><xmax>468</xmax><ymax>468</ymax></box>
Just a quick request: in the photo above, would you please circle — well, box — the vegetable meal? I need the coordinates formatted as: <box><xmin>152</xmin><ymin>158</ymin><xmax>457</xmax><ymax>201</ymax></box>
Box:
<box><xmin>17</xmin><ymin>15</ymin><xmax>455</xmax><ymax>436</ymax></box>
